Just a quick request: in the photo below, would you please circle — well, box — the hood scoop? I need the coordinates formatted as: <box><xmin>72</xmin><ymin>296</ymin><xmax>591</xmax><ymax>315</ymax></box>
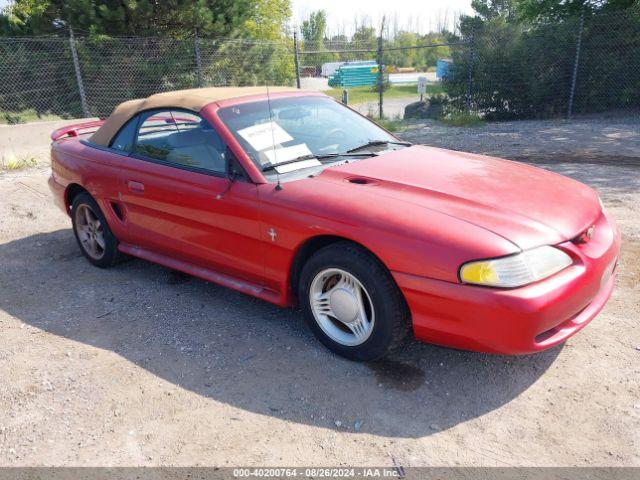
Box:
<box><xmin>346</xmin><ymin>176</ymin><xmax>379</xmax><ymax>185</ymax></box>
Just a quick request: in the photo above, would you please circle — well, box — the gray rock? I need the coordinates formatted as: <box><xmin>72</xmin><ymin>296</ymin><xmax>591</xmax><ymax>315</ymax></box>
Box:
<box><xmin>404</xmin><ymin>97</ymin><xmax>447</xmax><ymax>120</ymax></box>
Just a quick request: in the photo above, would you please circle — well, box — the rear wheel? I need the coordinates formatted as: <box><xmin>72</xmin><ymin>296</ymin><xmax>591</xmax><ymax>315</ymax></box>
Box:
<box><xmin>299</xmin><ymin>242</ymin><xmax>410</xmax><ymax>361</ymax></box>
<box><xmin>71</xmin><ymin>193</ymin><xmax>120</xmax><ymax>268</ymax></box>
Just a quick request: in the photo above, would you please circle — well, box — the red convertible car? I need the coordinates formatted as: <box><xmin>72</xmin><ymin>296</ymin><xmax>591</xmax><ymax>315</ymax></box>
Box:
<box><xmin>49</xmin><ymin>87</ymin><xmax>621</xmax><ymax>361</ymax></box>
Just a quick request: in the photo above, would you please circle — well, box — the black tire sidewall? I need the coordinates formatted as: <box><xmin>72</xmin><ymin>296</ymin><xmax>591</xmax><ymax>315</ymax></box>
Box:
<box><xmin>299</xmin><ymin>243</ymin><xmax>408</xmax><ymax>361</ymax></box>
<box><xmin>71</xmin><ymin>193</ymin><xmax>119</xmax><ymax>268</ymax></box>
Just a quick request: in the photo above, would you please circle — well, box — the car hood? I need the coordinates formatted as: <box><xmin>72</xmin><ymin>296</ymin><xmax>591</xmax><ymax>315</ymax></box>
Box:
<box><xmin>316</xmin><ymin>145</ymin><xmax>600</xmax><ymax>249</ymax></box>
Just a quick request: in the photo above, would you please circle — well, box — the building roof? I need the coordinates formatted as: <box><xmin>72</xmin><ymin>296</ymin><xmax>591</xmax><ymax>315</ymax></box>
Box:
<box><xmin>90</xmin><ymin>86</ymin><xmax>298</xmax><ymax>146</ymax></box>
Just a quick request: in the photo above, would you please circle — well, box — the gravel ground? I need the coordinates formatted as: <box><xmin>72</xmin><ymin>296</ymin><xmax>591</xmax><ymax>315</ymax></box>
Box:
<box><xmin>400</xmin><ymin>114</ymin><xmax>640</xmax><ymax>161</ymax></box>
<box><xmin>0</xmin><ymin>117</ymin><xmax>639</xmax><ymax>467</ymax></box>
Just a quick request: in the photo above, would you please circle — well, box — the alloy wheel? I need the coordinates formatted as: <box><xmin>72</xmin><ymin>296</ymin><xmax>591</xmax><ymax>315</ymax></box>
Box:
<box><xmin>75</xmin><ymin>204</ymin><xmax>106</xmax><ymax>260</ymax></box>
<box><xmin>309</xmin><ymin>268</ymin><xmax>375</xmax><ymax>346</ymax></box>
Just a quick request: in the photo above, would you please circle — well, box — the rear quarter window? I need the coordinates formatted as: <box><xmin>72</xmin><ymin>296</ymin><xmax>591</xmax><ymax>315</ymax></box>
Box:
<box><xmin>110</xmin><ymin>117</ymin><xmax>138</xmax><ymax>152</ymax></box>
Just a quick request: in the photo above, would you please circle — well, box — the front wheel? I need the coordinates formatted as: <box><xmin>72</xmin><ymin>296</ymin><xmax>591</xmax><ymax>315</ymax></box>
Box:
<box><xmin>299</xmin><ymin>242</ymin><xmax>410</xmax><ymax>361</ymax></box>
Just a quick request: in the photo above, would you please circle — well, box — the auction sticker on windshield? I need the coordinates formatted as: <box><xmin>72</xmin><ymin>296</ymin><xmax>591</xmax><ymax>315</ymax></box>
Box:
<box><xmin>265</xmin><ymin>143</ymin><xmax>313</xmax><ymax>164</ymax></box>
<box><xmin>237</xmin><ymin>121</ymin><xmax>292</xmax><ymax>151</ymax></box>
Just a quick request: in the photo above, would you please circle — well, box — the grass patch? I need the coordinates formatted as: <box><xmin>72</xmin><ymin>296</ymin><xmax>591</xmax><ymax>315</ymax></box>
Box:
<box><xmin>326</xmin><ymin>84</ymin><xmax>444</xmax><ymax>105</ymax></box>
<box><xmin>1</xmin><ymin>154</ymin><xmax>39</xmax><ymax>171</ymax></box>
<box><xmin>365</xmin><ymin>113</ymin><xmax>404</xmax><ymax>133</ymax></box>
<box><xmin>1</xmin><ymin>109</ymin><xmax>64</xmax><ymax>125</ymax></box>
<box><xmin>372</xmin><ymin>117</ymin><xmax>403</xmax><ymax>132</ymax></box>
<box><xmin>441</xmin><ymin>111</ymin><xmax>484</xmax><ymax>127</ymax></box>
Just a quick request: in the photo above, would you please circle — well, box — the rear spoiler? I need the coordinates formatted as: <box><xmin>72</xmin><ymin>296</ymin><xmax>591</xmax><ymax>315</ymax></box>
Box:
<box><xmin>51</xmin><ymin>120</ymin><xmax>105</xmax><ymax>142</ymax></box>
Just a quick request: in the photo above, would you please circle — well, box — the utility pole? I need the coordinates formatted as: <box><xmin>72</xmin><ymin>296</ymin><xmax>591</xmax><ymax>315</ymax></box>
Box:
<box><xmin>377</xmin><ymin>16</ymin><xmax>386</xmax><ymax>120</ymax></box>
<box><xmin>293</xmin><ymin>30</ymin><xmax>301</xmax><ymax>89</ymax></box>
<box><xmin>567</xmin><ymin>9</ymin><xmax>585</xmax><ymax>119</ymax></box>
<box><xmin>195</xmin><ymin>28</ymin><xmax>203</xmax><ymax>88</ymax></box>
<box><xmin>69</xmin><ymin>27</ymin><xmax>90</xmax><ymax>118</ymax></box>
<box><xmin>466</xmin><ymin>24</ymin><xmax>476</xmax><ymax>113</ymax></box>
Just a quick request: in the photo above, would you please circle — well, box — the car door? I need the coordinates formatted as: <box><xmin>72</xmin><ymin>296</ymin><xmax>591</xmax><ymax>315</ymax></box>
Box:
<box><xmin>116</xmin><ymin>109</ymin><xmax>265</xmax><ymax>286</ymax></box>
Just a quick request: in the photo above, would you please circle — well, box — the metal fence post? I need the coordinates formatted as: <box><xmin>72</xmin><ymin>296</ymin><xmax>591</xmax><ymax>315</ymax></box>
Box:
<box><xmin>377</xmin><ymin>16</ymin><xmax>386</xmax><ymax>119</ymax></box>
<box><xmin>69</xmin><ymin>27</ymin><xmax>90</xmax><ymax>118</ymax></box>
<box><xmin>567</xmin><ymin>10</ymin><xmax>585</xmax><ymax>120</ymax></box>
<box><xmin>466</xmin><ymin>25</ymin><xmax>476</xmax><ymax>113</ymax></box>
<box><xmin>293</xmin><ymin>30</ymin><xmax>301</xmax><ymax>89</ymax></box>
<box><xmin>195</xmin><ymin>29</ymin><xmax>203</xmax><ymax>88</ymax></box>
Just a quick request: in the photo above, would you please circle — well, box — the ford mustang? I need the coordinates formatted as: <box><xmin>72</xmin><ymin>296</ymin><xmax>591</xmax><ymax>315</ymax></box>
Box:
<box><xmin>48</xmin><ymin>87</ymin><xmax>621</xmax><ymax>361</ymax></box>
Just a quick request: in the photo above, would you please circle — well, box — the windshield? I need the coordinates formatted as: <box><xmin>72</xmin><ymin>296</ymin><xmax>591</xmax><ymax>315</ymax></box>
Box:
<box><xmin>217</xmin><ymin>95</ymin><xmax>399</xmax><ymax>177</ymax></box>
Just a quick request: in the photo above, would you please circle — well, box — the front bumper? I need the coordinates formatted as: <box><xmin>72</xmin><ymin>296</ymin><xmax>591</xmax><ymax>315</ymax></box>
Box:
<box><xmin>393</xmin><ymin>210</ymin><xmax>621</xmax><ymax>355</ymax></box>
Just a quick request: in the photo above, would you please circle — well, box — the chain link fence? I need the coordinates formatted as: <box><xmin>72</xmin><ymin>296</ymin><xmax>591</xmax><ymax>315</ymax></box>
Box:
<box><xmin>444</xmin><ymin>10</ymin><xmax>640</xmax><ymax>120</ymax></box>
<box><xmin>0</xmin><ymin>9</ymin><xmax>637</xmax><ymax>125</ymax></box>
<box><xmin>296</xmin><ymin>35</ymin><xmax>466</xmax><ymax>119</ymax></box>
<box><xmin>0</xmin><ymin>34</ymin><xmax>295</xmax><ymax>123</ymax></box>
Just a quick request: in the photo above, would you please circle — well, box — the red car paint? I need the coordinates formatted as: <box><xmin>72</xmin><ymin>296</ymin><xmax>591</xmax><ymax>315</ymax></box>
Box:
<box><xmin>48</xmin><ymin>92</ymin><xmax>621</xmax><ymax>355</ymax></box>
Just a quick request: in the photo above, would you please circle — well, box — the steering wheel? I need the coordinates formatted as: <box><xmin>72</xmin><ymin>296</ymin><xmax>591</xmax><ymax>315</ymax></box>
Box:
<box><xmin>319</xmin><ymin>128</ymin><xmax>349</xmax><ymax>152</ymax></box>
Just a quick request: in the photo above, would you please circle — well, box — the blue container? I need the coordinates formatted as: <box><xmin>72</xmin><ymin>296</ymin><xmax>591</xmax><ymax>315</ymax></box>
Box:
<box><xmin>329</xmin><ymin>61</ymin><xmax>380</xmax><ymax>88</ymax></box>
<box><xmin>436</xmin><ymin>59</ymin><xmax>452</xmax><ymax>79</ymax></box>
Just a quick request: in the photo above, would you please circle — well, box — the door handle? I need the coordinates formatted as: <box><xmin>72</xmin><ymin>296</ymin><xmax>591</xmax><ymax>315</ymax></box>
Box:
<box><xmin>127</xmin><ymin>180</ymin><xmax>144</xmax><ymax>193</ymax></box>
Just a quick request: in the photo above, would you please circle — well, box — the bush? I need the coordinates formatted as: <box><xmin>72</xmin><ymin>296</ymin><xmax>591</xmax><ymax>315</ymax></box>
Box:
<box><xmin>443</xmin><ymin>9</ymin><xmax>640</xmax><ymax>119</ymax></box>
<box><xmin>1</xmin><ymin>153</ymin><xmax>39</xmax><ymax>171</ymax></box>
<box><xmin>367</xmin><ymin>113</ymin><xmax>403</xmax><ymax>132</ymax></box>
<box><xmin>441</xmin><ymin>111</ymin><xmax>484</xmax><ymax>127</ymax></box>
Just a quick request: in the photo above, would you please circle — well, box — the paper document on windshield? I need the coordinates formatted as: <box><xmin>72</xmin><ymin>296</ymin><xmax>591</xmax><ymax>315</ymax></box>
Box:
<box><xmin>264</xmin><ymin>143</ymin><xmax>321</xmax><ymax>173</ymax></box>
<box><xmin>237</xmin><ymin>121</ymin><xmax>293</xmax><ymax>152</ymax></box>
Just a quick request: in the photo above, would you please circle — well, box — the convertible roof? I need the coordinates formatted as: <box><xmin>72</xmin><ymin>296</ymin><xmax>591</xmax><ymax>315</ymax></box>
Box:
<box><xmin>90</xmin><ymin>86</ymin><xmax>297</xmax><ymax>146</ymax></box>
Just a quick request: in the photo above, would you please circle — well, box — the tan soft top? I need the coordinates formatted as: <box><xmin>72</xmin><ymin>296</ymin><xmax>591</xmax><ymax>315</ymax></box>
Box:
<box><xmin>90</xmin><ymin>86</ymin><xmax>298</xmax><ymax>146</ymax></box>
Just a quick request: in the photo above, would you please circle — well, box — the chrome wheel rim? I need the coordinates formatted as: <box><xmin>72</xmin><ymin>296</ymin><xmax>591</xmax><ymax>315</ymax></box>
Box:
<box><xmin>309</xmin><ymin>268</ymin><xmax>375</xmax><ymax>347</ymax></box>
<box><xmin>75</xmin><ymin>204</ymin><xmax>105</xmax><ymax>260</ymax></box>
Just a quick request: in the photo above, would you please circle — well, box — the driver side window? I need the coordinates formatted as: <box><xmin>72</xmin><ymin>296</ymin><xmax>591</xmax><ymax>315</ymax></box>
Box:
<box><xmin>133</xmin><ymin>110</ymin><xmax>227</xmax><ymax>175</ymax></box>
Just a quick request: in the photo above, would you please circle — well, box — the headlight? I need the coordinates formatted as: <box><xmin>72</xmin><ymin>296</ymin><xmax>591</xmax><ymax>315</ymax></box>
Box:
<box><xmin>459</xmin><ymin>246</ymin><xmax>572</xmax><ymax>288</ymax></box>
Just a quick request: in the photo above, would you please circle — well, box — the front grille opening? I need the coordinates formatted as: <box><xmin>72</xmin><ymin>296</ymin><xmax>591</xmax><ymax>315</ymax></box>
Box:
<box><xmin>535</xmin><ymin>327</ymin><xmax>559</xmax><ymax>344</ymax></box>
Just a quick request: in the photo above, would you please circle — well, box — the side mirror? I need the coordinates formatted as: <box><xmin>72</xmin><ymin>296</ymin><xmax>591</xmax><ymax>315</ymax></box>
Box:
<box><xmin>216</xmin><ymin>175</ymin><xmax>234</xmax><ymax>200</ymax></box>
<box><xmin>226</xmin><ymin>147</ymin><xmax>245</xmax><ymax>180</ymax></box>
<box><xmin>216</xmin><ymin>148</ymin><xmax>243</xmax><ymax>200</ymax></box>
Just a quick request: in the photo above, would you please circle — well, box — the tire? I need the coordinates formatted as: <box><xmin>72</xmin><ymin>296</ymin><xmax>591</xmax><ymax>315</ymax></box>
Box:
<box><xmin>299</xmin><ymin>241</ymin><xmax>410</xmax><ymax>361</ymax></box>
<box><xmin>71</xmin><ymin>192</ymin><xmax>120</xmax><ymax>268</ymax></box>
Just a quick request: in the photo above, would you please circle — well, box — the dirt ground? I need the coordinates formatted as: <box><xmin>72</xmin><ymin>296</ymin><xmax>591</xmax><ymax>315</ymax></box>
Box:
<box><xmin>0</xmin><ymin>117</ymin><xmax>639</xmax><ymax>467</ymax></box>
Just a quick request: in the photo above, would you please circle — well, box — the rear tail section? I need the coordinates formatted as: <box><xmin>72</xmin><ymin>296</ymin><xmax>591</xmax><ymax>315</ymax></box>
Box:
<box><xmin>51</xmin><ymin>120</ymin><xmax>104</xmax><ymax>142</ymax></box>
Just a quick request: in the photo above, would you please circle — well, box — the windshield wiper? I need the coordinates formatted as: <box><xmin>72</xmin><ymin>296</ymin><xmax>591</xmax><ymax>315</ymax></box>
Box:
<box><xmin>346</xmin><ymin>139</ymin><xmax>412</xmax><ymax>153</ymax></box>
<box><xmin>262</xmin><ymin>152</ymin><xmax>376</xmax><ymax>172</ymax></box>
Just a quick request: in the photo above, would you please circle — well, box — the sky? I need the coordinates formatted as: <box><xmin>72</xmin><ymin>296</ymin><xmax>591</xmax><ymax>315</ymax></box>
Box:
<box><xmin>291</xmin><ymin>0</ymin><xmax>475</xmax><ymax>35</ymax></box>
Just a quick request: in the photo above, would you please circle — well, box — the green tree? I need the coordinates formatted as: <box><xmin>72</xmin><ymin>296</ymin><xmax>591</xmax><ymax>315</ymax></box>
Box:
<box><xmin>383</xmin><ymin>32</ymin><xmax>450</xmax><ymax>70</ymax></box>
<box><xmin>517</xmin><ymin>0</ymin><xmax>638</xmax><ymax>22</ymax></box>
<box><xmin>445</xmin><ymin>0</ymin><xmax>639</xmax><ymax>119</ymax></box>
<box><xmin>300</xmin><ymin>10</ymin><xmax>331</xmax><ymax>72</ymax></box>
<box><xmin>351</xmin><ymin>25</ymin><xmax>376</xmax><ymax>47</ymax></box>
<box><xmin>471</xmin><ymin>0</ymin><xmax>517</xmax><ymax>20</ymax></box>
<box><xmin>243</xmin><ymin>0</ymin><xmax>291</xmax><ymax>40</ymax></box>
<box><xmin>0</xmin><ymin>0</ymin><xmax>295</xmax><ymax>121</ymax></box>
<box><xmin>301</xmin><ymin>9</ymin><xmax>326</xmax><ymax>45</ymax></box>
<box><xmin>1</xmin><ymin>0</ymin><xmax>281</xmax><ymax>38</ymax></box>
